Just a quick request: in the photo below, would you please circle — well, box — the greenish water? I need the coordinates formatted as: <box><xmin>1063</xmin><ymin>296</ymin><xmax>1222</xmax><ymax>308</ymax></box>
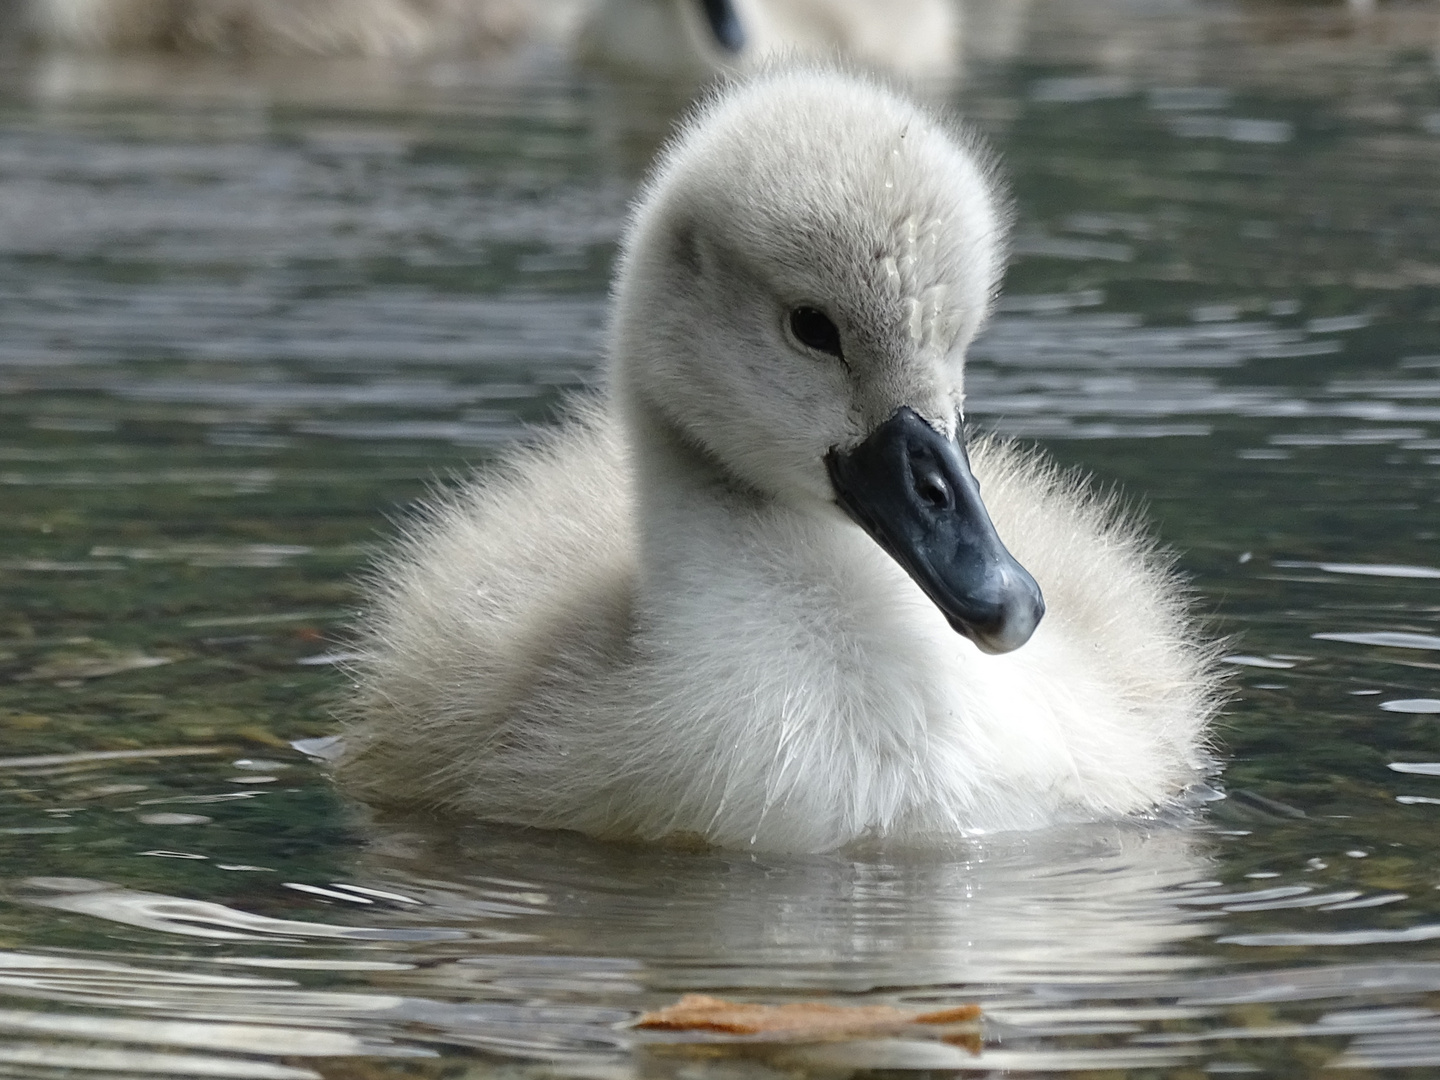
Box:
<box><xmin>2</xmin><ymin>3</ymin><xmax>1440</xmax><ymax>1077</ymax></box>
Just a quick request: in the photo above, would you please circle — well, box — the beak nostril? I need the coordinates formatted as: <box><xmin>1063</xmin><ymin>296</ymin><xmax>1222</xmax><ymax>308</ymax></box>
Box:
<box><xmin>914</xmin><ymin>468</ymin><xmax>952</xmax><ymax>511</ymax></box>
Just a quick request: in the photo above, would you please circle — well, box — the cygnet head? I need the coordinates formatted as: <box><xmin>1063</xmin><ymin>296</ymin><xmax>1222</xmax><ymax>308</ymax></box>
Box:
<box><xmin>612</xmin><ymin>69</ymin><xmax>1043</xmax><ymax>654</ymax></box>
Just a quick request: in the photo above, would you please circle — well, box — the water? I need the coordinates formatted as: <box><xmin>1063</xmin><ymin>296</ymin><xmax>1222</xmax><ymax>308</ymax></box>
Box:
<box><xmin>0</xmin><ymin>2</ymin><xmax>1439</xmax><ymax>1076</ymax></box>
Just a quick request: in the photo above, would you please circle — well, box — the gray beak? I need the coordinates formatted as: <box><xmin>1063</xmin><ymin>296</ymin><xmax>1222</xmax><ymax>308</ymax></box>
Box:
<box><xmin>825</xmin><ymin>407</ymin><xmax>1045</xmax><ymax>654</ymax></box>
<box><xmin>697</xmin><ymin>0</ymin><xmax>745</xmax><ymax>52</ymax></box>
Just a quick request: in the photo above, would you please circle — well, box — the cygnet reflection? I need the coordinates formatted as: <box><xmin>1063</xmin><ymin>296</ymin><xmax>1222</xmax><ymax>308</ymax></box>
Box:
<box><xmin>363</xmin><ymin>819</ymin><xmax>1218</xmax><ymax>992</ymax></box>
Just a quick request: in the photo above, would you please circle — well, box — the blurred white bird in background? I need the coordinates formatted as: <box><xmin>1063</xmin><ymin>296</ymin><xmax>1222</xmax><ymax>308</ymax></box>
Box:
<box><xmin>26</xmin><ymin>0</ymin><xmax>961</xmax><ymax>82</ymax></box>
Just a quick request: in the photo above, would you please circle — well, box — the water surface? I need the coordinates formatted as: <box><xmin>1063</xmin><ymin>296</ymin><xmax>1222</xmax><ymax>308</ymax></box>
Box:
<box><xmin>2</xmin><ymin>3</ymin><xmax>1440</xmax><ymax>1076</ymax></box>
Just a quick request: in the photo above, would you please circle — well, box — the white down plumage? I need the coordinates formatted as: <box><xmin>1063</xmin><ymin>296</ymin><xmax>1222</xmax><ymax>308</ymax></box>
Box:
<box><xmin>337</xmin><ymin>69</ymin><xmax>1221</xmax><ymax>853</ymax></box>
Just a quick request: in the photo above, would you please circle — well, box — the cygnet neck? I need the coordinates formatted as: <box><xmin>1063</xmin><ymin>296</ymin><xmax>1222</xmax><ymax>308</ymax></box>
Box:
<box><xmin>615</xmin><ymin>381</ymin><xmax>837</xmax><ymax>597</ymax></box>
<box><xmin>621</xmin><ymin>379</ymin><xmax>761</xmax><ymax>499</ymax></box>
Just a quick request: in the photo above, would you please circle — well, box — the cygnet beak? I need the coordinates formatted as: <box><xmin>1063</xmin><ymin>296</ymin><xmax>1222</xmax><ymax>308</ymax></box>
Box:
<box><xmin>697</xmin><ymin>0</ymin><xmax>745</xmax><ymax>52</ymax></box>
<box><xmin>825</xmin><ymin>407</ymin><xmax>1045</xmax><ymax>654</ymax></box>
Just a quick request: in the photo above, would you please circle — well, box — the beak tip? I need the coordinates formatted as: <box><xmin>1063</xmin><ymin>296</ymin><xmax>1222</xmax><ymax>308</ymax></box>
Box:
<box><xmin>949</xmin><ymin>572</ymin><xmax>1046</xmax><ymax>654</ymax></box>
<box><xmin>950</xmin><ymin>610</ymin><xmax>1041</xmax><ymax>654</ymax></box>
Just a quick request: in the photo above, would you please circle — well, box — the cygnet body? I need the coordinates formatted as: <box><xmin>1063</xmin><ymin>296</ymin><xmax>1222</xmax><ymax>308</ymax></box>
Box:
<box><xmin>338</xmin><ymin>70</ymin><xmax>1219</xmax><ymax>853</ymax></box>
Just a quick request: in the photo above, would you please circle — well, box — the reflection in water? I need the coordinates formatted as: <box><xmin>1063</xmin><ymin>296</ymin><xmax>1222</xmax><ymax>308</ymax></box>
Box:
<box><xmin>7</xmin><ymin>817</ymin><xmax>1440</xmax><ymax>1072</ymax></box>
<box><xmin>20</xmin><ymin>876</ymin><xmax>468</xmax><ymax>942</ymax></box>
<box><xmin>4</xmin><ymin>821</ymin><xmax>1217</xmax><ymax>1073</ymax></box>
<box><xmin>0</xmin><ymin>0</ymin><xmax>1439</xmax><ymax>1075</ymax></box>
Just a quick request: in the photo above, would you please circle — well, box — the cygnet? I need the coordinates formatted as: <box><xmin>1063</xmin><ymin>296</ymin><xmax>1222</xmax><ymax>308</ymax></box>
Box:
<box><xmin>337</xmin><ymin>68</ymin><xmax>1221</xmax><ymax>853</ymax></box>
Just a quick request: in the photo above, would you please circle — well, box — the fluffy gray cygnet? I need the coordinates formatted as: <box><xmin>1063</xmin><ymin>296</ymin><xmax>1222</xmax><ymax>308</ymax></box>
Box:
<box><xmin>337</xmin><ymin>69</ymin><xmax>1221</xmax><ymax>853</ymax></box>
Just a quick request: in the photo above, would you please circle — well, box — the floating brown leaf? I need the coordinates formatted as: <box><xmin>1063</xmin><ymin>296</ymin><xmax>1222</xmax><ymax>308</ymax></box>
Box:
<box><xmin>635</xmin><ymin>994</ymin><xmax>981</xmax><ymax>1039</ymax></box>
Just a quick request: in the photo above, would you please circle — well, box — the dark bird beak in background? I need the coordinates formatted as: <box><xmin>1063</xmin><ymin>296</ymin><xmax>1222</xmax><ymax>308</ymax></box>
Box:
<box><xmin>826</xmin><ymin>407</ymin><xmax>1045</xmax><ymax>654</ymax></box>
<box><xmin>698</xmin><ymin>0</ymin><xmax>745</xmax><ymax>52</ymax></box>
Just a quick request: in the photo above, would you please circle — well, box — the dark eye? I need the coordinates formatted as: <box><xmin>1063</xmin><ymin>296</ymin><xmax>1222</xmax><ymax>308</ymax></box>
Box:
<box><xmin>788</xmin><ymin>306</ymin><xmax>843</xmax><ymax>359</ymax></box>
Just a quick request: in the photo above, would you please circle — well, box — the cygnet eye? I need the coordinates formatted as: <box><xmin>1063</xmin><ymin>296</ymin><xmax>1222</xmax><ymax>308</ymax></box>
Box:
<box><xmin>788</xmin><ymin>306</ymin><xmax>843</xmax><ymax>359</ymax></box>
